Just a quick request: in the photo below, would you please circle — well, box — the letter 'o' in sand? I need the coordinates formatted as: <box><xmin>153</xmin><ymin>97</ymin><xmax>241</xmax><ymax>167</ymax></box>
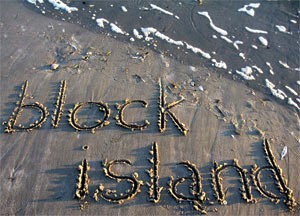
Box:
<box><xmin>68</xmin><ymin>101</ymin><xmax>110</xmax><ymax>134</ymax></box>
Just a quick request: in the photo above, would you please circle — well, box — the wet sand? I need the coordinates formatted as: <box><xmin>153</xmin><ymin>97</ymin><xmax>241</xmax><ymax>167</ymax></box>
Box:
<box><xmin>1</xmin><ymin>1</ymin><xmax>299</xmax><ymax>215</ymax></box>
<box><xmin>22</xmin><ymin>0</ymin><xmax>300</xmax><ymax>110</ymax></box>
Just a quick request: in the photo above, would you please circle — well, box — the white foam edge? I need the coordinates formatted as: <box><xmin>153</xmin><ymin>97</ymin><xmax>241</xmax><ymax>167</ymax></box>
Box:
<box><xmin>278</xmin><ymin>60</ymin><xmax>290</xmax><ymax>69</ymax></box>
<box><xmin>48</xmin><ymin>0</ymin><xmax>78</xmax><ymax>13</ymax></box>
<box><xmin>238</xmin><ymin>6</ymin><xmax>255</xmax><ymax>16</ymax></box>
<box><xmin>285</xmin><ymin>86</ymin><xmax>298</xmax><ymax>96</ymax></box>
<box><xmin>211</xmin><ymin>59</ymin><xmax>227</xmax><ymax>69</ymax></box>
<box><xmin>121</xmin><ymin>6</ymin><xmax>128</xmax><ymax>12</ymax></box>
<box><xmin>198</xmin><ymin>11</ymin><xmax>228</xmax><ymax>36</ymax></box>
<box><xmin>252</xmin><ymin>65</ymin><xmax>263</xmax><ymax>74</ymax></box>
<box><xmin>110</xmin><ymin>23</ymin><xmax>128</xmax><ymax>35</ymax></box>
<box><xmin>266</xmin><ymin>62</ymin><xmax>274</xmax><ymax>75</ymax></box>
<box><xmin>26</xmin><ymin>0</ymin><xmax>44</xmax><ymax>4</ymax></box>
<box><xmin>185</xmin><ymin>42</ymin><xmax>211</xmax><ymax>59</ymax></box>
<box><xmin>258</xmin><ymin>36</ymin><xmax>268</xmax><ymax>46</ymax></box>
<box><xmin>133</xmin><ymin>29</ymin><xmax>143</xmax><ymax>39</ymax></box>
<box><xmin>275</xmin><ymin>25</ymin><xmax>291</xmax><ymax>34</ymax></box>
<box><xmin>150</xmin><ymin>3</ymin><xmax>173</xmax><ymax>16</ymax></box>
<box><xmin>96</xmin><ymin>18</ymin><xmax>109</xmax><ymax>28</ymax></box>
<box><xmin>140</xmin><ymin>27</ymin><xmax>210</xmax><ymax>59</ymax></box>
<box><xmin>288</xmin><ymin>98</ymin><xmax>300</xmax><ymax>110</ymax></box>
<box><xmin>233</xmin><ymin>41</ymin><xmax>243</xmax><ymax>50</ymax></box>
<box><xmin>220</xmin><ymin>35</ymin><xmax>233</xmax><ymax>43</ymax></box>
<box><xmin>141</xmin><ymin>27</ymin><xmax>184</xmax><ymax>46</ymax></box>
<box><xmin>245</xmin><ymin>26</ymin><xmax>268</xmax><ymax>34</ymax></box>
<box><xmin>265</xmin><ymin>79</ymin><xmax>287</xmax><ymax>100</ymax></box>
<box><xmin>236</xmin><ymin>66</ymin><xmax>255</xmax><ymax>80</ymax></box>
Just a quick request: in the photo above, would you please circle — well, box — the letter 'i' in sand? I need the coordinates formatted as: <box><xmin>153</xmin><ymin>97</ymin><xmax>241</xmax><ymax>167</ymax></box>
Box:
<box><xmin>146</xmin><ymin>142</ymin><xmax>163</xmax><ymax>203</ymax></box>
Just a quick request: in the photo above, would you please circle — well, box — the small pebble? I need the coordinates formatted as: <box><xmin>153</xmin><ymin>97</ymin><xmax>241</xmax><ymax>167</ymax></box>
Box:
<box><xmin>51</xmin><ymin>63</ymin><xmax>59</xmax><ymax>70</ymax></box>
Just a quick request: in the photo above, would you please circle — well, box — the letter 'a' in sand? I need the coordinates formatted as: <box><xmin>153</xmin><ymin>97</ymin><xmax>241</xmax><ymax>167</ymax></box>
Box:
<box><xmin>169</xmin><ymin>161</ymin><xmax>207</xmax><ymax>214</ymax></box>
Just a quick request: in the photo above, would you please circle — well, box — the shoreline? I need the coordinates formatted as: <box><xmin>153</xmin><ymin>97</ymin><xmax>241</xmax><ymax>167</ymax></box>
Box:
<box><xmin>21</xmin><ymin>0</ymin><xmax>300</xmax><ymax>112</ymax></box>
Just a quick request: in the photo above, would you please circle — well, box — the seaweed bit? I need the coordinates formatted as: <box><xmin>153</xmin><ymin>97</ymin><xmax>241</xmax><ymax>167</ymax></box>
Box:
<box><xmin>251</xmin><ymin>139</ymin><xmax>297</xmax><ymax>211</ymax></box>
<box><xmin>146</xmin><ymin>142</ymin><xmax>163</xmax><ymax>203</ymax></box>
<box><xmin>115</xmin><ymin>99</ymin><xmax>150</xmax><ymax>131</ymax></box>
<box><xmin>158</xmin><ymin>78</ymin><xmax>189</xmax><ymax>136</ymax></box>
<box><xmin>211</xmin><ymin>159</ymin><xmax>255</xmax><ymax>205</ymax></box>
<box><xmin>3</xmin><ymin>80</ymin><xmax>49</xmax><ymax>133</ymax></box>
<box><xmin>52</xmin><ymin>80</ymin><xmax>67</xmax><ymax>128</ymax></box>
<box><xmin>169</xmin><ymin>161</ymin><xmax>207</xmax><ymax>214</ymax></box>
<box><xmin>68</xmin><ymin>101</ymin><xmax>110</xmax><ymax>133</ymax></box>
<box><xmin>94</xmin><ymin>159</ymin><xmax>143</xmax><ymax>204</ymax></box>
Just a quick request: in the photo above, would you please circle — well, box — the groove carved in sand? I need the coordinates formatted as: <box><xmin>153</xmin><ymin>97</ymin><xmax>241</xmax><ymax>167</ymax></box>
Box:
<box><xmin>146</xmin><ymin>142</ymin><xmax>163</xmax><ymax>203</ymax></box>
<box><xmin>75</xmin><ymin>159</ymin><xmax>90</xmax><ymax>210</ymax></box>
<box><xmin>52</xmin><ymin>80</ymin><xmax>67</xmax><ymax>128</ymax></box>
<box><xmin>3</xmin><ymin>80</ymin><xmax>49</xmax><ymax>133</ymax></box>
<box><xmin>115</xmin><ymin>99</ymin><xmax>150</xmax><ymax>131</ymax></box>
<box><xmin>158</xmin><ymin>78</ymin><xmax>189</xmax><ymax>136</ymax></box>
<box><xmin>169</xmin><ymin>161</ymin><xmax>207</xmax><ymax>214</ymax></box>
<box><xmin>94</xmin><ymin>159</ymin><xmax>143</xmax><ymax>204</ymax></box>
<box><xmin>251</xmin><ymin>139</ymin><xmax>297</xmax><ymax>211</ymax></box>
<box><xmin>211</xmin><ymin>159</ymin><xmax>255</xmax><ymax>205</ymax></box>
<box><xmin>68</xmin><ymin>101</ymin><xmax>110</xmax><ymax>133</ymax></box>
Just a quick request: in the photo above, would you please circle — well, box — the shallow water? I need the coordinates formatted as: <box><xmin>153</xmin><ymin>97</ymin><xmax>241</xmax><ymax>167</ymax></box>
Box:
<box><xmin>24</xmin><ymin>0</ymin><xmax>300</xmax><ymax>110</ymax></box>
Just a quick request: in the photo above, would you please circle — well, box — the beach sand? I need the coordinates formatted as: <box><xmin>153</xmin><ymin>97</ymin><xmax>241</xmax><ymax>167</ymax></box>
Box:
<box><xmin>1</xmin><ymin>1</ymin><xmax>299</xmax><ymax>215</ymax></box>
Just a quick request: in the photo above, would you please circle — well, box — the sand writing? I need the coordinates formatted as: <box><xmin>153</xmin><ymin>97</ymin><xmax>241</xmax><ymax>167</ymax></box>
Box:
<box><xmin>3</xmin><ymin>80</ymin><xmax>49</xmax><ymax>133</ymax></box>
<box><xmin>212</xmin><ymin>159</ymin><xmax>255</xmax><ymax>204</ymax></box>
<box><xmin>147</xmin><ymin>142</ymin><xmax>163</xmax><ymax>203</ymax></box>
<box><xmin>73</xmin><ymin>140</ymin><xmax>297</xmax><ymax>214</ymax></box>
<box><xmin>2</xmin><ymin>80</ymin><xmax>298</xmax><ymax>214</ymax></box>
<box><xmin>169</xmin><ymin>160</ymin><xmax>206</xmax><ymax>214</ymax></box>
<box><xmin>116</xmin><ymin>99</ymin><xmax>150</xmax><ymax>131</ymax></box>
<box><xmin>68</xmin><ymin>101</ymin><xmax>111</xmax><ymax>134</ymax></box>
<box><xmin>251</xmin><ymin>139</ymin><xmax>297</xmax><ymax>211</ymax></box>
<box><xmin>3</xmin><ymin>79</ymin><xmax>189</xmax><ymax>136</ymax></box>
<box><xmin>52</xmin><ymin>80</ymin><xmax>67</xmax><ymax>128</ymax></box>
<box><xmin>158</xmin><ymin>78</ymin><xmax>189</xmax><ymax>135</ymax></box>
<box><xmin>93</xmin><ymin>159</ymin><xmax>143</xmax><ymax>204</ymax></box>
<box><xmin>75</xmin><ymin>159</ymin><xmax>90</xmax><ymax>209</ymax></box>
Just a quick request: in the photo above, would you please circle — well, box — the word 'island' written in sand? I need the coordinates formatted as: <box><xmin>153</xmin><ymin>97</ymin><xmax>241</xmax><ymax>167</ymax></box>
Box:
<box><xmin>75</xmin><ymin>140</ymin><xmax>297</xmax><ymax>213</ymax></box>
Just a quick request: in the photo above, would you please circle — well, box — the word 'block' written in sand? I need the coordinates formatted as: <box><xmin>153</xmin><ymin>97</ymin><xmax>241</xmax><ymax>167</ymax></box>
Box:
<box><xmin>3</xmin><ymin>79</ymin><xmax>188</xmax><ymax>135</ymax></box>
